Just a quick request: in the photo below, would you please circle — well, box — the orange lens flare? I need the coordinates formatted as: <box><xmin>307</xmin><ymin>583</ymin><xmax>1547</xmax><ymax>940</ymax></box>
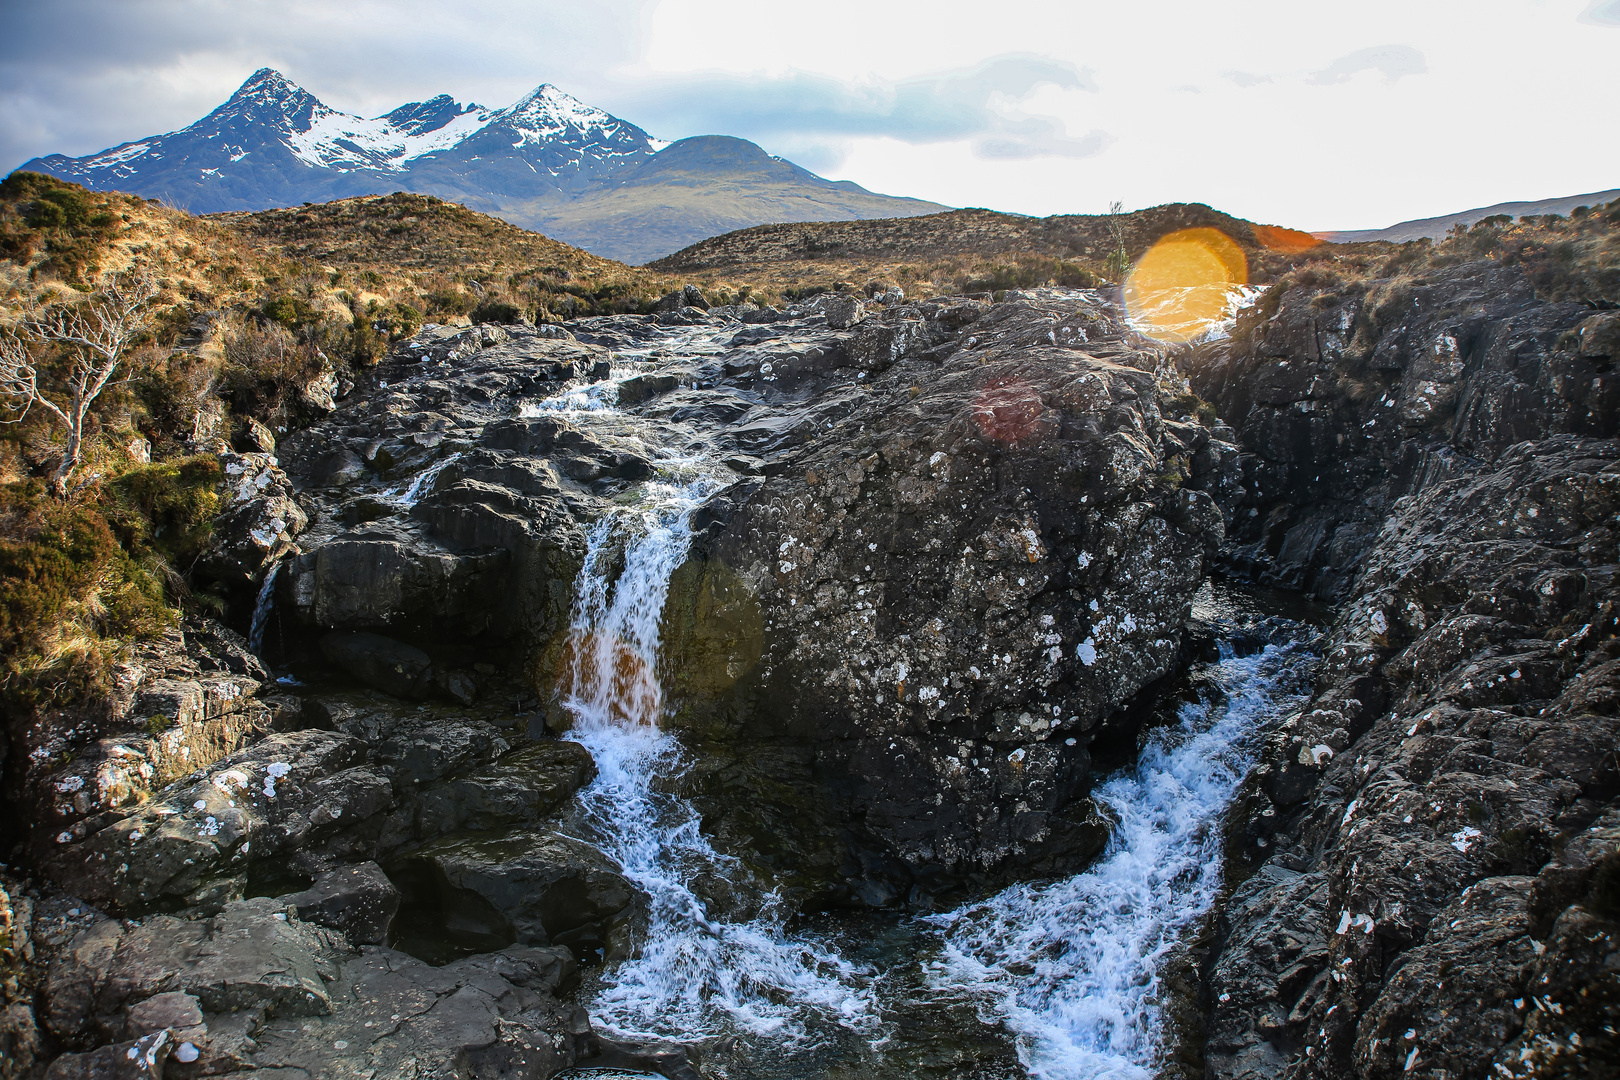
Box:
<box><xmin>560</xmin><ymin>629</ymin><xmax>662</xmax><ymax>727</ymax></box>
<box><xmin>1122</xmin><ymin>228</ymin><xmax>1249</xmax><ymax>343</ymax></box>
<box><xmin>1252</xmin><ymin>223</ymin><xmax>1321</xmax><ymax>254</ymax></box>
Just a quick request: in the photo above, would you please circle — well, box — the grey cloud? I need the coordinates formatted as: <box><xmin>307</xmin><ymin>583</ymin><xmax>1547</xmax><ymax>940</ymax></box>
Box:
<box><xmin>1</xmin><ymin>0</ymin><xmax>649</xmax><ymax>171</ymax></box>
<box><xmin>623</xmin><ymin>54</ymin><xmax>1105</xmax><ymax>162</ymax></box>
<box><xmin>1223</xmin><ymin>70</ymin><xmax>1272</xmax><ymax>88</ymax></box>
<box><xmin>1307</xmin><ymin>44</ymin><xmax>1428</xmax><ymax>85</ymax></box>
<box><xmin>1</xmin><ymin>4</ymin><xmax>1103</xmax><ymax>173</ymax></box>
<box><xmin>1580</xmin><ymin>0</ymin><xmax>1620</xmax><ymax>24</ymax></box>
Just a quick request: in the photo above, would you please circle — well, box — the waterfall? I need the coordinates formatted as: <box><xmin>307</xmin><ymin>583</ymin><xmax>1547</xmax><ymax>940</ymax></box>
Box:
<box><xmin>393</xmin><ymin>450</ymin><xmax>463</xmax><ymax>507</ymax></box>
<box><xmin>248</xmin><ymin>562</ymin><xmax>280</xmax><ymax>657</ymax></box>
<box><xmin>559</xmin><ymin>470</ymin><xmax>879</xmax><ymax>1044</ymax></box>
<box><xmin>530</xmin><ymin>322</ymin><xmax>1317</xmax><ymax>1075</ymax></box>
<box><xmin>920</xmin><ymin>639</ymin><xmax>1315</xmax><ymax>1080</ymax></box>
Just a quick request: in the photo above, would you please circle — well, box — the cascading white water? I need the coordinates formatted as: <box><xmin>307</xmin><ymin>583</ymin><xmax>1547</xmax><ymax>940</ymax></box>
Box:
<box><xmin>392</xmin><ymin>450</ymin><xmax>464</xmax><ymax>507</ymax></box>
<box><xmin>248</xmin><ymin>562</ymin><xmax>280</xmax><ymax>657</ymax></box>
<box><xmin>531</xmin><ymin>322</ymin><xmax>1316</xmax><ymax>1076</ymax></box>
<box><xmin>921</xmin><ymin>640</ymin><xmax>1313</xmax><ymax>1080</ymax></box>
<box><xmin>559</xmin><ymin>467</ymin><xmax>878</xmax><ymax>1044</ymax></box>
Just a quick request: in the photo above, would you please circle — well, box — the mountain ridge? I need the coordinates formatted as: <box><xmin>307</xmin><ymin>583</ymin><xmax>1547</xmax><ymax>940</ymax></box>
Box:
<box><xmin>1315</xmin><ymin>186</ymin><xmax>1620</xmax><ymax>242</ymax></box>
<box><xmin>15</xmin><ymin>68</ymin><xmax>943</xmax><ymax>264</ymax></box>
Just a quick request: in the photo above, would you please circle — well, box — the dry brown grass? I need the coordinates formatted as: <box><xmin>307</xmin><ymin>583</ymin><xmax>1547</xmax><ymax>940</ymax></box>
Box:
<box><xmin>649</xmin><ymin>204</ymin><xmax>1326</xmax><ymax>297</ymax></box>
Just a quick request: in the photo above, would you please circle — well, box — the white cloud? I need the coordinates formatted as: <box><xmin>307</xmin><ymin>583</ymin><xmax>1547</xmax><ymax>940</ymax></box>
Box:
<box><xmin>1222</xmin><ymin>71</ymin><xmax>1272</xmax><ymax>88</ymax></box>
<box><xmin>3</xmin><ymin>0</ymin><xmax>1617</xmax><ymax>234</ymax></box>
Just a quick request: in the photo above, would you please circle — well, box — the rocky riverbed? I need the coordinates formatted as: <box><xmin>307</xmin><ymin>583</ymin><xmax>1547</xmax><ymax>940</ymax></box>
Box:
<box><xmin>1</xmin><ymin>268</ymin><xmax>1614</xmax><ymax>1079</ymax></box>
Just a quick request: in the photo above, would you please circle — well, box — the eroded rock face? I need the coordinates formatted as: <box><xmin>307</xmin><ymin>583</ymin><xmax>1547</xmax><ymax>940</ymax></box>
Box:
<box><xmin>26</xmin><ymin>680</ymin><xmax>663</xmax><ymax>1076</ymax></box>
<box><xmin>658</xmin><ymin>290</ymin><xmax>1234</xmax><ymax>901</ymax></box>
<box><xmin>1188</xmin><ymin>259</ymin><xmax>1615</xmax><ymax>598</ymax></box>
<box><xmin>1192</xmin><ymin>248</ymin><xmax>1620</xmax><ymax>1078</ymax></box>
<box><xmin>10</xmin><ymin>620</ymin><xmax>282</xmax><ymax>871</ymax></box>
<box><xmin>199</xmin><ymin>453</ymin><xmax>307</xmax><ymax>586</ymax></box>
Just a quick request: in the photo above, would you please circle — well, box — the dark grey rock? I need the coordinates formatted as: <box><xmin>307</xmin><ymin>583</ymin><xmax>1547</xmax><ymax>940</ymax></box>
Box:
<box><xmin>281</xmin><ymin>862</ymin><xmax>400</xmax><ymax>945</ymax></box>
<box><xmin>1191</xmin><ymin>248</ymin><xmax>1620</xmax><ymax>1079</ymax></box>
<box><xmin>310</xmin><ymin>448</ymin><xmax>365</xmax><ymax>487</ymax></box>
<box><xmin>414</xmin><ymin>740</ymin><xmax>596</xmax><ymax>837</ymax></box>
<box><xmin>320</xmin><ymin>631</ymin><xmax>434</xmax><ymax>699</ymax></box>
<box><xmin>660</xmin><ymin>289</ymin><xmax>1233</xmax><ymax>901</ymax></box>
<box><xmin>402</xmin><ymin>830</ymin><xmax>642</xmax><ymax>962</ymax></box>
<box><xmin>823</xmin><ymin>294</ymin><xmax>867</xmax><ymax>329</ymax></box>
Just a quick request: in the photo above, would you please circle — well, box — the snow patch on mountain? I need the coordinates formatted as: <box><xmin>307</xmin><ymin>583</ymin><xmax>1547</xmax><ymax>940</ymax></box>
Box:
<box><xmin>41</xmin><ymin>69</ymin><xmax>663</xmax><ymax>179</ymax></box>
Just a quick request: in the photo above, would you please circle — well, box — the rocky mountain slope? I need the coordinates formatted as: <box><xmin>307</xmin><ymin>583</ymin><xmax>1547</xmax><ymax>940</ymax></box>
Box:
<box><xmin>17</xmin><ymin>68</ymin><xmax>943</xmax><ymax>264</ymax></box>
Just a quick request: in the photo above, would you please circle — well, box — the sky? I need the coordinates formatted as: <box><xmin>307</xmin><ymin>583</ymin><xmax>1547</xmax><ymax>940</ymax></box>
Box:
<box><xmin>1</xmin><ymin>0</ymin><xmax>1617</xmax><ymax>230</ymax></box>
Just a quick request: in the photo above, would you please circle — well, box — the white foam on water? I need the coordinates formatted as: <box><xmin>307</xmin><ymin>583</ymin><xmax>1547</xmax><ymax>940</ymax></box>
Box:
<box><xmin>924</xmin><ymin>641</ymin><xmax>1312</xmax><ymax>1080</ymax></box>
<box><xmin>560</xmin><ymin>468</ymin><xmax>878</xmax><ymax>1044</ymax></box>
<box><xmin>390</xmin><ymin>450</ymin><xmax>463</xmax><ymax>507</ymax></box>
<box><xmin>1125</xmin><ymin>282</ymin><xmax>1267</xmax><ymax>343</ymax></box>
<box><xmin>521</xmin><ymin>378</ymin><xmax>623</xmax><ymax>415</ymax></box>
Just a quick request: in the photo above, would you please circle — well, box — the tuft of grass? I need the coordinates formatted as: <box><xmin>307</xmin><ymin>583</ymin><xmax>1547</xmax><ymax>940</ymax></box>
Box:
<box><xmin>0</xmin><ymin>480</ymin><xmax>174</xmax><ymax>709</ymax></box>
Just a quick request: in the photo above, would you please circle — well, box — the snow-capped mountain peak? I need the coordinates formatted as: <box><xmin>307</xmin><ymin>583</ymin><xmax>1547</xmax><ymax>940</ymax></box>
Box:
<box><xmin>24</xmin><ymin>68</ymin><xmax>665</xmax><ymax>181</ymax></box>
<box><xmin>494</xmin><ymin>82</ymin><xmax>664</xmax><ymax>152</ymax></box>
<box><xmin>200</xmin><ymin>67</ymin><xmax>329</xmax><ymax>134</ymax></box>
<box><xmin>383</xmin><ymin>94</ymin><xmax>484</xmax><ymax>138</ymax></box>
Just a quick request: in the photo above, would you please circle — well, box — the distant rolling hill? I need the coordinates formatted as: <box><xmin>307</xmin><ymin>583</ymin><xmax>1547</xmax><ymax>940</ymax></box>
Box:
<box><xmin>14</xmin><ymin>68</ymin><xmax>944</xmax><ymax>265</ymax></box>
<box><xmin>651</xmin><ymin>203</ymin><xmax>1322</xmax><ymax>293</ymax></box>
<box><xmin>1316</xmin><ymin>188</ymin><xmax>1620</xmax><ymax>243</ymax></box>
<box><xmin>529</xmin><ymin>135</ymin><xmax>944</xmax><ymax>265</ymax></box>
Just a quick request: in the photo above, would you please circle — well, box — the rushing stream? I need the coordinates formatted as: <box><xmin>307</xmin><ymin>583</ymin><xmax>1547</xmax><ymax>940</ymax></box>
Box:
<box><xmin>921</xmin><ymin>635</ymin><xmax>1314</xmax><ymax>1079</ymax></box>
<box><xmin>532</xmin><ymin>327</ymin><xmax>1318</xmax><ymax>1079</ymax></box>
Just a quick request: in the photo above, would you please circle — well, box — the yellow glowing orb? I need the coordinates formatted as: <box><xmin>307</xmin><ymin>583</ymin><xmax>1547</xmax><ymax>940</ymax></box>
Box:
<box><xmin>1122</xmin><ymin>228</ymin><xmax>1249</xmax><ymax>343</ymax></box>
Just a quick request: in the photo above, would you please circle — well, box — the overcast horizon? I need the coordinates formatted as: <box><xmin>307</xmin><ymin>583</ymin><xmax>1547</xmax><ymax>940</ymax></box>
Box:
<box><xmin>3</xmin><ymin>0</ymin><xmax>1617</xmax><ymax>232</ymax></box>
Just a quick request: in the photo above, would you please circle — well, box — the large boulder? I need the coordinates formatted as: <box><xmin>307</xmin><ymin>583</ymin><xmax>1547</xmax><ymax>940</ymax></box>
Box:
<box><xmin>198</xmin><ymin>453</ymin><xmax>307</xmax><ymax>585</ymax></box>
<box><xmin>822</xmin><ymin>294</ymin><xmax>867</xmax><ymax>330</ymax></box>
<box><xmin>660</xmin><ymin>289</ymin><xmax>1234</xmax><ymax>902</ymax></box>
<box><xmin>397</xmin><ymin>830</ymin><xmax>643</xmax><ymax>963</ymax></box>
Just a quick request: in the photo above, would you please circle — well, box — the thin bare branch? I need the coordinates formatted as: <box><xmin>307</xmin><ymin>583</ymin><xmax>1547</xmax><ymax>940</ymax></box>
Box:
<box><xmin>2</xmin><ymin>269</ymin><xmax>160</xmax><ymax>495</ymax></box>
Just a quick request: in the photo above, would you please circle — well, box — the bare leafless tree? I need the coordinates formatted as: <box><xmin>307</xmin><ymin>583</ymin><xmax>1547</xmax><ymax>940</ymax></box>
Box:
<box><xmin>0</xmin><ymin>271</ymin><xmax>160</xmax><ymax>496</ymax></box>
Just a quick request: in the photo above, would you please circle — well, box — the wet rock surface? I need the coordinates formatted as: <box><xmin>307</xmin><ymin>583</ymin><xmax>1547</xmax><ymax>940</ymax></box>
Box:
<box><xmin>12</xmin><ymin>257</ymin><xmax>1615</xmax><ymax>1078</ymax></box>
<box><xmin>1192</xmin><ymin>258</ymin><xmax>1620</xmax><ymax>1079</ymax></box>
<box><xmin>8</xmin><ymin>291</ymin><xmax>1236</xmax><ymax>1072</ymax></box>
<box><xmin>663</xmin><ymin>289</ymin><xmax>1234</xmax><ymax>902</ymax></box>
